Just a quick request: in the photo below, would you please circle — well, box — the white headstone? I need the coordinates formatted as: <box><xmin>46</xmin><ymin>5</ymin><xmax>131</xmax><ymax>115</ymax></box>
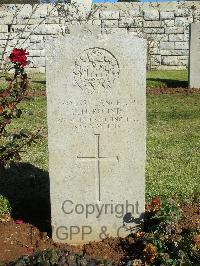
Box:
<box><xmin>46</xmin><ymin>34</ymin><xmax>146</xmax><ymax>244</ymax></box>
<box><xmin>189</xmin><ymin>23</ymin><xmax>200</xmax><ymax>88</ymax></box>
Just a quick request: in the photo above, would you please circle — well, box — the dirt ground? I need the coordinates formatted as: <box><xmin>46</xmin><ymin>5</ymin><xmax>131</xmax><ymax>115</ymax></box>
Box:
<box><xmin>0</xmin><ymin>202</ymin><xmax>199</xmax><ymax>265</ymax></box>
<box><xmin>27</xmin><ymin>87</ymin><xmax>200</xmax><ymax>98</ymax></box>
<box><xmin>146</xmin><ymin>87</ymin><xmax>200</xmax><ymax>95</ymax></box>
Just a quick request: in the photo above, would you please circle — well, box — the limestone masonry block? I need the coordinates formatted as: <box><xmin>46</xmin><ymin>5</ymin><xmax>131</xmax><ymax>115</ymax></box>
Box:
<box><xmin>0</xmin><ymin>40</ymin><xmax>7</xmax><ymax>46</ymax></box>
<box><xmin>168</xmin><ymin>34</ymin><xmax>188</xmax><ymax>42</ymax></box>
<box><xmin>17</xmin><ymin>5</ymin><xmax>33</xmax><ymax>19</ymax></box>
<box><xmin>143</xmin><ymin>21</ymin><xmax>163</xmax><ymax>28</ymax></box>
<box><xmin>175</xmin><ymin>7</ymin><xmax>191</xmax><ymax>17</ymax></box>
<box><xmin>0</xmin><ymin>10</ymin><xmax>6</xmax><ymax>18</ymax></box>
<box><xmin>175</xmin><ymin>41</ymin><xmax>189</xmax><ymax>50</ymax></box>
<box><xmin>0</xmin><ymin>33</ymin><xmax>17</xmax><ymax>40</ymax></box>
<box><xmin>31</xmin><ymin>5</ymin><xmax>49</xmax><ymax>18</ymax></box>
<box><xmin>0</xmin><ymin>25</ymin><xmax>8</xmax><ymax>33</ymax></box>
<box><xmin>165</xmin><ymin>26</ymin><xmax>184</xmax><ymax>34</ymax></box>
<box><xmin>160</xmin><ymin>49</ymin><xmax>188</xmax><ymax>56</ymax></box>
<box><xmin>45</xmin><ymin>17</ymin><xmax>60</xmax><ymax>24</ymax></box>
<box><xmin>16</xmin><ymin>18</ymin><xmax>45</xmax><ymax>25</ymax></box>
<box><xmin>194</xmin><ymin>9</ymin><xmax>200</xmax><ymax>22</ymax></box>
<box><xmin>160</xmin><ymin>11</ymin><xmax>175</xmax><ymax>20</ymax></box>
<box><xmin>90</xmin><ymin>8</ymin><xmax>100</xmax><ymax>20</ymax></box>
<box><xmin>163</xmin><ymin>20</ymin><xmax>175</xmax><ymax>27</ymax></box>
<box><xmin>175</xmin><ymin>17</ymin><xmax>194</xmax><ymax>27</ymax></box>
<box><xmin>27</xmin><ymin>66</ymin><xmax>45</xmax><ymax>73</ymax></box>
<box><xmin>0</xmin><ymin>16</ymin><xmax>14</xmax><ymax>25</ymax></box>
<box><xmin>28</xmin><ymin>42</ymin><xmax>45</xmax><ymax>50</ymax></box>
<box><xmin>119</xmin><ymin>17</ymin><xmax>142</xmax><ymax>28</ymax></box>
<box><xmin>162</xmin><ymin>55</ymin><xmax>178</xmax><ymax>65</ymax></box>
<box><xmin>143</xmin><ymin>10</ymin><xmax>159</xmax><ymax>21</ymax></box>
<box><xmin>10</xmin><ymin>25</ymin><xmax>25</xmax><ymax>33</ymax></box>
<box><xmin>158</xmin><ymin>65</ymin><xmax>187</xmax><ymax>70</ymax></box>
<box><xmin>102</xmin><ymin>20</ymin><xmax>118</xmax><ymax>28</ymax></box>
<box><xmin>92</xmin><ymin>20</ymin><xmax>102</xmax><ymax>26</ymax></box>
<box><xmin>87</xmin><ymin>20</ymin><xmax>101</xmax><ymax>26</ymax></box>
<box><xmin>120</xmin><ymin>7</ymin><xmax>141</xmax><ymax>17</ymax></box>
<box><xmin>177</xmin><ymin>57</ymin><xmax>188</xmax><ymax>66</ymax></box>
<box><xmin>71</xmin><ymin>0</ymin><xmax>92</xmax><ymax>12</ymax></box>
<box><xmin>27</xmin><ymin>24</ymin><xmax>62</xmax><ymax>35</ymax></box>
<box><xmin>160</xmin><ymin>41</ymin><xmax>175</xmax><ymax>50</ymax></box>
<box><xmin>153</xmin><ymin>2</ymin><xmax>178</xmax><ymax>11</ymax></box>
<box><xmin>30</xmin><ymin>35</ymin><xmax>44</xmax><ymax>43</ymax></box>
<box><xmin>146</xmin><ymin>33</ymin><xmax>169</xmax><ymax>42</ymax></box>
<box><xmin>143</xmin><ymin>28</ymin><xmax>164</xmax><ymax>34</ymax></box>
<box><xmin>151</xmin><ymin>54</ymin><xmax>161</xmax><ymax>65</ymax></box>
<box><xmin>30</xmin><ymin>56</ymin><xmax>45</xmax><ymax>67</ymax></box>
<box><xmin>149</xmin><ymin>47</ymin><xmax>160</xmax><ymax>55</ymax></box>
<box><xmin>194</xmin><ymin>17</ymin><xmax>200</xmax><ymax>23</ymax></box>
<box><xmin>162</xmin><ymin>55</ymin><xmax>188</xmax><ymax>66</ymax></box>
<box><xmin>100</xmin><ymin>11</ymin><xmax>120</xmax><ymax>20</ymax></box>
<box><xmin>40</xmin><ymin>49</ymin><xmax>45</xmax><ymax>57</ymax></box>
<box><xmin>30</xmin><ymin>50</ymin><xmax>41</xmax><ymax>57</ymax></box>
<box><xmin>64</xmin><ymin>4</ymin><xmax>88</xmax><ymax>21</ymax></box>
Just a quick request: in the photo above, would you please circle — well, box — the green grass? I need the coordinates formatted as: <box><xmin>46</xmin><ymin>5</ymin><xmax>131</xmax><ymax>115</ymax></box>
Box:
<box><xmin>147</xmin><ymin>70</ymin><xmax>188</xmax><ymax>88</ymax></box>
<box><xmin>1</xmin><ymin>70</ymin><xmax>200</xmax><ymax>202</ymax></box>
<box><xmin>11</xmin><ymin>96</ymin><xmax>48</xmax><ymax>170</ymax></box>
<box><xmin>147</xmin><ymin>93</ymin><xmax>200</xmax><ymax>200</ymax></box>
<box><xmin>0</xmin><ymin>195</ymin><xmax>11</xmax><ymax>221</ymax></box>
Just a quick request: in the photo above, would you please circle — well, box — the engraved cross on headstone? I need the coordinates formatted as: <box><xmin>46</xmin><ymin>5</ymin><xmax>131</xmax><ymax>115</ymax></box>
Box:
<box><xmin>77</xmin><ymin>134</ymin><xmax>119</xmax><ymax>202</ymax></box>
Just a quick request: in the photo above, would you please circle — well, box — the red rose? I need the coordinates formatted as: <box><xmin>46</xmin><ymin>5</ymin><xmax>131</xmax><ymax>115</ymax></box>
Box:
<box><xmin>151</xmin><ymin>196</ymin><xmax>161</xmax><ymax>208</ymax></box>
<box><xmin>9</xmin><ymin>48</ymin><xmax>29</xmax><ymax>67</ymax></box>
<box><xmin>0</xmin><ymin>105</ymin><xmax>3</xmax><ymax>114</ymax></box>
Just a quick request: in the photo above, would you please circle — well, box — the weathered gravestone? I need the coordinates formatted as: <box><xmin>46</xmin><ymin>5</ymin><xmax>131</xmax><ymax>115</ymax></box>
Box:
<box><xmin>46</xmin><ymin>34</ymin><xmax>146</xmax><ymax>244</ymax></box>
<box><xmin>189</xmin><ymin>23</ymin><xmax>200</xmax><ymax>88</ymax></box>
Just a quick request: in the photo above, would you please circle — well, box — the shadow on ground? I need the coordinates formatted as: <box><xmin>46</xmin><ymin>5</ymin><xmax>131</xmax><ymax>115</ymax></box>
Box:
<box><xmin>33</xmin><ymin>78</ymin><xmax>189</xmax><ymax>89</ymax></box>
<box><xmin>147</xmin><ymin>78</ymin><xmax>188</xmax><ymax>88</ymax></box>
<box><xmin>0</xmin><ymin>163</ymin><xmax>51</xmax><ymax>234</ymax></box>
<box><xmin>32</xmin><ymin>80</ymin><xmax>46</xmax><ymax>85</ymax></box>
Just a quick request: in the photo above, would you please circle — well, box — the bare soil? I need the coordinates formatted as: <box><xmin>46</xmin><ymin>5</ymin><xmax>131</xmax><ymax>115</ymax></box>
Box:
<box><xmin>26</xmin><ymin>87</ymin><xmax>200</xmax><ymax>98</ymax></box>
<box><xmin>146</xmin><ymin>87</ymin><xmax>200</xmax><ymax>95</ymax></box>
<box><xmin>0</xmin><ymin>202</ymin><xmax>199</xmax><ymax>265</ymax></box>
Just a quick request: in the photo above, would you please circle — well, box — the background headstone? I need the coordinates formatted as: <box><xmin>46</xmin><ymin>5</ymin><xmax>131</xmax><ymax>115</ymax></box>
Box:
<box><xmin>46</xmin><ymin>34</ymin><xmax>146</xmax><ymax>244</ymax></box>
<box><xmin>189</xmin><ymin>23</ymin><xmax>200</xmax><ymax>88</ymax></box>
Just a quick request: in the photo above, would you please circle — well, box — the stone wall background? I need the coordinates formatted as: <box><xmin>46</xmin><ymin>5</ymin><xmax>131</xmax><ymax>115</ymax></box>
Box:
<box><xmin>0</xmin><ymin>1</ymin><xmax>199</xmax><ymax>73</ymax></box>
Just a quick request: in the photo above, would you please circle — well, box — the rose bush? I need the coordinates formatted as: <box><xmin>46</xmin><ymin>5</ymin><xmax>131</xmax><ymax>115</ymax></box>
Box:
<box><xmin>0</xmin><ymin>48</ymin><xmax>39</xmax><ymax>167</ymax></box>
